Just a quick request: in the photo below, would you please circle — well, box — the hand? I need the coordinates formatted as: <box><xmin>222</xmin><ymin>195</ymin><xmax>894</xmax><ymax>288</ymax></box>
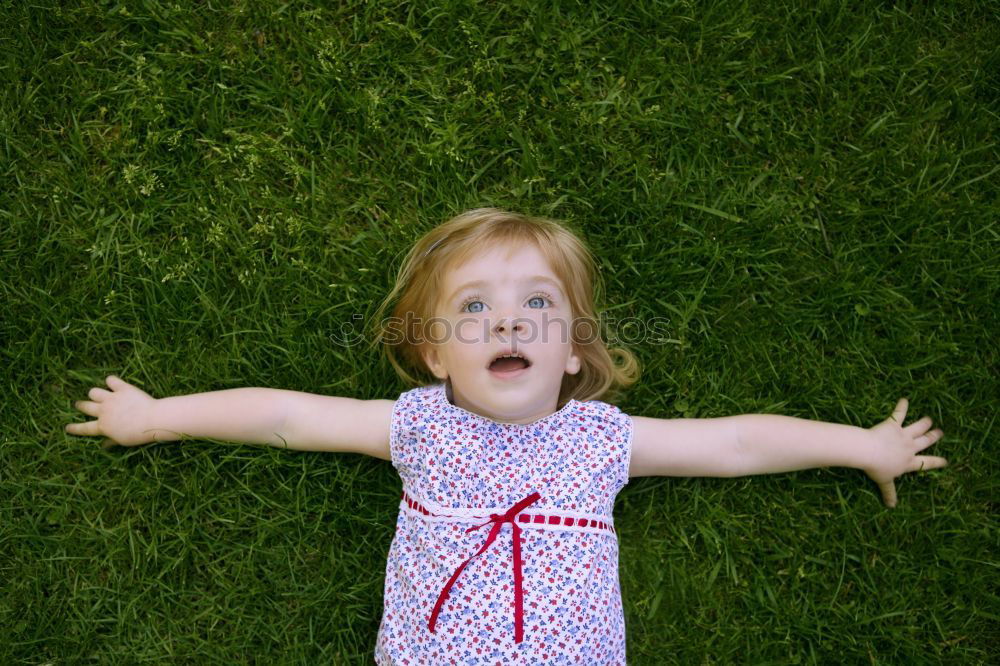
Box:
<box><xmin>864</xmin><ymin>398</ymin><xmax>948</xmax><ymax>508</ymax></box>
<box><xmin>65</xmin><ymin>375</ymin><xmax>159</xmax><ymax>449</ymax></box>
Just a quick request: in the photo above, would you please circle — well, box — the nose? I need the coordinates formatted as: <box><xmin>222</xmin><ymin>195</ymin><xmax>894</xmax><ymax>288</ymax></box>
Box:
<box><xmin>493</xmin><ymin>316</ymin><xmax>526</xmax><ymax>336</ymax></box>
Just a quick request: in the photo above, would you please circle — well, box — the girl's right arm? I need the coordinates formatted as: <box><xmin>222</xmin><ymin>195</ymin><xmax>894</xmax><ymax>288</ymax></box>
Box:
<box><xmin>65</xmin><ymin>375</ymin><xmax>394</xmax><ymax>461</ymax></box>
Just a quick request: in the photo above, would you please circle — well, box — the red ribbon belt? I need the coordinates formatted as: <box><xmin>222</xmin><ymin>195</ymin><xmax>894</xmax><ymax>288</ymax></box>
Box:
<box><xmin>427</xmin><ymin>491</ymin><xmax>542</xmax><ymax>644</ymax></box>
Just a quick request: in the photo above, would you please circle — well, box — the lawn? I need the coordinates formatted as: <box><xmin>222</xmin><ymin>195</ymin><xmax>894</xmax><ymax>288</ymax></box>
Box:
<box><xmin>2</xmin><ymin>1</ymin><xmax>997</xmax><ymax>663</ymax></box>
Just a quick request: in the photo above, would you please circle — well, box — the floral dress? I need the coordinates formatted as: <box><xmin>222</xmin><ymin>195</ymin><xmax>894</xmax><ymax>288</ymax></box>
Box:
<box><xmin>374</xmin><ymin>381</ymin><xmax>634</xmax><ymax>665</ymax></box>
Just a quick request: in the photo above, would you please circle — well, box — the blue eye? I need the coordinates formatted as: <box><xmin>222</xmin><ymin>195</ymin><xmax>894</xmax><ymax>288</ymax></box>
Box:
<box><xmin>459</xmin><ymin>293</ymin><xmax>487</xmax><ymax>313</ymax></box>
<box><xmin>527</xmin><ymin>291</ymin><xmax>555</xmax><ymax>308</ymax></box>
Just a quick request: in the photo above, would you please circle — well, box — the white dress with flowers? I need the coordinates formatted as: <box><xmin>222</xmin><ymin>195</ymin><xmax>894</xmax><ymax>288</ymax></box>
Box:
<box><xmin>374</xmin><ymin>381</ymin><xmax>633</xmax><ymax>665</ymax></box>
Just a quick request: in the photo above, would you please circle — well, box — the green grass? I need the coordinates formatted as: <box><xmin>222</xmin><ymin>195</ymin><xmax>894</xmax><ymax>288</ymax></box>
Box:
<box><xmin>2</xmin><ymin>0</ymin><xmax>998</xmax><ymax>663</ymax></box>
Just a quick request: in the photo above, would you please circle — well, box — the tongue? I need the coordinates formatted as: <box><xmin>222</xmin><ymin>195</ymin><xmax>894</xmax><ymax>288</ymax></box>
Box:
<box><xmin>491</xmin><ymin>357</ymin><xmax>528</xmax><ymax>372</ymax></box>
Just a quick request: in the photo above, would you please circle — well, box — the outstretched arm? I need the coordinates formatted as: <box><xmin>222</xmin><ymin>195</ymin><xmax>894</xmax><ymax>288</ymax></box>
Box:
<box><xmin>628</xmin><ymin>398</ymin><xmax>947</xmax><ymax>508</ymax></box>
<box><xmin>66</xmin><ymin>375</ymin><xmax>294</xmax><ymax>449</ymax></box>
<box><xmin>733</xmin><ymin>398</ymin><xmax>946</xmax><ymax>506</ymax></box>
<box><xmin>66</xmin><ymin>375</ymin><xmax>394</xmax><ymax>461</ymax></box>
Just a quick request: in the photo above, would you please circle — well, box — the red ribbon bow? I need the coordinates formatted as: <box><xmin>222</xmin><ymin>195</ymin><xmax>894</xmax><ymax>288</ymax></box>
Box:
<box><xmin>428</xmin><ymin>491</ymin><xmax>542</xmax><ymax>643</ymax></box>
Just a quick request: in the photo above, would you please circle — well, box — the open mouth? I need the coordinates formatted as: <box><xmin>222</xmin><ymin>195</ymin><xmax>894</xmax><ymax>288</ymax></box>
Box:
<box><xmin>487</xmin><ymin>351</ymin><xmax>532</xmax><ymax>374</ymax></box>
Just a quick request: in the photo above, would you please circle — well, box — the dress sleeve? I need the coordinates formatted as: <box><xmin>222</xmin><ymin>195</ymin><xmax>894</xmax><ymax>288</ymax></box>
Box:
<box><xmin>389</xmin><ymin>386</ymin><xmax>429</xmax><ymax>486</ymax></box>
<box><xmin>582</xmin><ymin>400</ymin><xmax>634</xmax><ymax>502</ymax></box>
<box><xmin>602</xmin><ymin>402</ymin><xmax>635</xmax><ymax>496</ymax></box>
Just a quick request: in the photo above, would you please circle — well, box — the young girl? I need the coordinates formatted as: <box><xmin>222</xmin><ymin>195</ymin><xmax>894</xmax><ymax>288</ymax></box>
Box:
<box><xmin>66</xmin><ymin>208</ymin><xmax>948</xmax><ymax>665</ymax></box>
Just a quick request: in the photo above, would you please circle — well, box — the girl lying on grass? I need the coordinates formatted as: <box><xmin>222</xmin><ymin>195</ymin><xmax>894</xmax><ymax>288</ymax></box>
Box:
<box><xmin>66</xmin><ymin>208</ymin><xmax>948</xmax><ymax>665</ymax></box>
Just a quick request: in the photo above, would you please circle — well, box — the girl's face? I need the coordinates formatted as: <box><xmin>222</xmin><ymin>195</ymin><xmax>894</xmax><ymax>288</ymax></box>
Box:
<box><xmin>421</xmin><ymin>241</ymin><xmax>581</xmax><ymax>425</ymax></box>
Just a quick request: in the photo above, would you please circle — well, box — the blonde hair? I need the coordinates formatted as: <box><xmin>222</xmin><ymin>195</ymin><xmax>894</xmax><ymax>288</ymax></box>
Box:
<box><xmin>368</xmin><ymin>208</ymin><xmax>640</xmax><ymax>406</ymax></box>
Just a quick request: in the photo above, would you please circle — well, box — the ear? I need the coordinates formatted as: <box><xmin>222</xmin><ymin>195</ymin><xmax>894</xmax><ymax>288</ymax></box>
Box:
<box><xmin>565</xmin><ymin>346</ymin><xmax>582</xmax><ymax>375</ymax></box>
<box><xmin>421</xmin><ymin>345</ymin><xmax>449</xmax><ymax>380</ymax></box>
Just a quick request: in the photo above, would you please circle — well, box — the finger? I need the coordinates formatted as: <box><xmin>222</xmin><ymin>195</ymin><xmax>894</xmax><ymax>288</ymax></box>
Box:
<box><xmin>892</xmin><ymin>397</ymin><xmax>909</xmax><ymax>422</ymax></box>
<box><xmin>878</xmin><ymin>480</ymin><xmax>898</xmax><ymax>508</ymax></box>
<box><xmin>101</xmin><ymin>439</ymin><xmax>118</xmax><ymax>450</ymax></box>
<box><xmin>106</xmin><ymin>375</ymin><xmax>127</xmax><ymax>389</ymax></box>
<box><xmin>913</xmin><ymin>428</ymin><xmax>944</xmax><ymax>450</ymax></box>
<box><xmin>908</xmin><ymin>456</ymin><xmax>948</xmax><ymax>473</ymax></box>
<box><xmin>88</xmin><ymin>387</ymin><xmax>113</xmax><ymax>402</ymax></box>
<box><xmin>904</xmin><ymin>415</ymin><xmax>933</xmax><ymax>437</ymax></box>
<box><xmin>73</xmin><ymin>400</ymin><xmax>101</xmax><ymax>417</ymax></box>
<box><xmin>66</xmin><ymin>420</ymin><xmax>102</xmax><ymax>437</ymax></box>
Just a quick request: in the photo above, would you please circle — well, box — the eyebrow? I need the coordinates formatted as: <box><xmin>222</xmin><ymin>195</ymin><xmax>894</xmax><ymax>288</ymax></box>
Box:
<box><xmin>447</xmin><ymin>275</ymin><xmax>564</xmax><ymax>303</ymax></box>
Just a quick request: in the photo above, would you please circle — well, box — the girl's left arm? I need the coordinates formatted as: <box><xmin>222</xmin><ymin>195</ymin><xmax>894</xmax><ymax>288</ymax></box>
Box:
<box><xmin>733</xmin><ymin>397</ymin><xmax>947</xmax><ymax>507</ymax></box>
